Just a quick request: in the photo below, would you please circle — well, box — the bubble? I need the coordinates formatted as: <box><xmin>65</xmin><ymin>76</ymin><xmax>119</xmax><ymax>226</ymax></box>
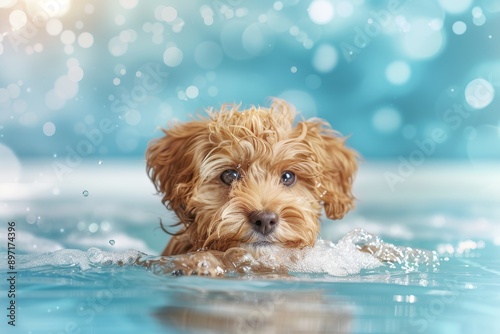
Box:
<box><xmin>472</xmin><ymin>15</ymin><xmax>486</xmax><ymax>26</ymax></box>
<box><xmin>54</xmin><ymin>76</ymin><xmax>78</xmax><ymax>99</ymax></box>
<box><xmin>82</xmin><ymin>190</ymin><xmax>89</xmax><ymax>197</ymax></box>
<box><xmin>43</xmin><ymin>122</ymin><xmax>56</xmax><ymax>136</ymax></box>
<box><xmin>108</xmin><ymin>36</ymin><xmax>128</xmax><ymax>56</ymax></box>
<box><xmin>60</xmin><ymin>30</ymin><xmax>76</xmax><ymax>45</ymax></box>
<box><xmin>68</xmin><ymin>66</ymin><xmax>84</xmax><ymax>82</ymax></box>
<box><xmin>9</xmin><ymin>9</ymin><xmax>27</xmax><ymax>30</ymax></box>
<box><xmin>200</xmin><ymin>5</ymin><xmax>214</xmax><ymax>25</ymax></box>
<box><xmin>172</xmin><ymin>19</ymin><xmax>185</xmax><ymax>33</ymax></box>
<box><xmin>78</xmin><ymin>32</ymin><xmax>94</xmax><ymax>48</ymax></box>
<box><xmin>114</xmin><ymin>63</ymin><xmax>126</xmax><ymax>76</ymax></box>
<box><xmin>372</xmin><ymin>107</ymin><xmax>402</xmax><ymax>133</ymax></box>
<box><xmin>312</xmin><ymin>44</ymin><xmax>338</xmax><ymax>73</ymax></box>
<box><xmin>385</xmin><ymin>61</ymin><xmax>411</xmax><ymax>85</ymax></box>
<box><xmin>242</xmin><ymin>23</ymin><xmax>274</xmax><ymax>56</ymax></box>
<box><xmin>452</xmin><ymin>21</ymin><xmax>467</xmax><ymax>35</ymax></box>
<box><xmin>337</xmin><ymin>1</ymin><xmax>354</xmax><ymax>17</ymax></box>
<box><xmin>0</xmin><ymin>143</ymin><xmax>21</xmax><ymax>182</ymax></box>
<box><xmin>465</xmin><ymin>78</ymin><xmax>495</xmax><ymax>109</ymax></box>
<box><xmin>402</xmin><ymin>18</ymin><xmax>445</xmax><ymax>59</ymax></box>
<box><xmin>194</xmin><ymin>41</ymin><xmax>223</xmax><ymax>70</ymax></box>
<box><xmin>113</xmin><ymin>78</ymin><xmax>121</xmax><ymax>85</ymax></box>
<box><xmin>45</xmin><ymin>90</ymin><xmax>66</xmax><ymax>110</ymax></box>
<box><xmin>290</xmin><ymin>66</ymin><xmax>297</xmax><ymax>73</ymax></box>
<box><xmin>46</xmin><ymin>19</ymin><xmax>63</xmax><ymax>36</ymax></box>
<box><xmin>472</xmin><ymin>7</ymin><xmax>483</xmax><ymax>17</ymax></box>
<box><xmin>7</xmin><ymin>83</ymin><xmax>20</xmax><ymax>99</ymax></box>
<box><xmin>125</xmin><ymin>109</ymin><xmax>141</xmax><ymax>125</ymax></box>
<box><xmin>186</xmin><ymin>85</ymin><xmax>199</xmax><ymax>99</ymax></box>
<box><xmin>119</xmin><ymin>29</ymin><xmax>137</xmax><ymax>43</ymax></box>
<box><xmin>163</xmin><ymin>46</ymin><xmax>183</xmax><ymax>67</ymax></box>
<box><xmin>109</xmin><ymin>240</ymin><xmax>115</xmax><ymax>246</ymax></box>
<box><xmin>119</xmin><ymin>0</ymin><xmax>138</xmax><ymax>9</ymax></box>
<box><xmin>115</xmin><ymin>15</ymin><xmax>125</xmax><ymax>26</ymax></box>
<box><xmin>161</xmin><ymin>6</ymin><xmax>177</xmax><ymax>22</ymax></box>
<box><xmin>66</xmin><ymin>58</ymin><xmax>79</xmax><ymax>68</ymax></box>
<box><xmin>151</xmin><ymin>22</ymin><xmax>163</xmax><ymax>35</ymax></box>
<box><xmin>438</xmin><ymin>0</ymin><xmax>472</xmax><ymax>14</ymax></box>
<box><xmin>308</xmin><ymin>0</ymin><xmax>334</xmax><ymax>25</ymax></box>
<box><xmin>63</xmin><ymin>45</ymin><xmax>74</xmax><ymax>55</ymax></box>
<box><xmin>101</xmin><ymin>221</ymin><xmax>111</xmax><ymax>231</ymax></box>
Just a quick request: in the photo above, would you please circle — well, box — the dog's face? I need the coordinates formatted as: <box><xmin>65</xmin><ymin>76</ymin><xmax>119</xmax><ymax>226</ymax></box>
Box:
<box><xmin>147</xmin><ymin>100</ymin><xmax>357</xmax><ymax>255</ymax></box>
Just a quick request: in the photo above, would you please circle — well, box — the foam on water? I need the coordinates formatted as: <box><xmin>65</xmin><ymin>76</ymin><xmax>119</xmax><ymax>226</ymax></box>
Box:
<box><xmin>1</xmin><ymin>230</ymin><xmax>439</xmax><ymax>277</ymax></box>
<box><xmin>258</xmin><ymin>229</ymin><xmax>440</xmax><ymax>276</ymax></box>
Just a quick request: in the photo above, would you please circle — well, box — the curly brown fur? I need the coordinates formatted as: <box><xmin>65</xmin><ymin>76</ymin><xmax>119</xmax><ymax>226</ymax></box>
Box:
<box><xmin>146</xmin><ymin>99</ymin><xmax>357</xmax><ymax>257</ymax></box>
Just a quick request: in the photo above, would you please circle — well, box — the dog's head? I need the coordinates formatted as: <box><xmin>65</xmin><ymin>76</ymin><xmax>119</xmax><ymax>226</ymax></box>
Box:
<box><xmin>146</xmin><ymin>99</ymin><xmax>357</xmax><ymax>255</ymax></box>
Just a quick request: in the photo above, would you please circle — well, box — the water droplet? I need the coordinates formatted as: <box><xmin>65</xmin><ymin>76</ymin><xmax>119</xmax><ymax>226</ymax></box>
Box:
<box><xmin>109</xmin><ymin>240</ymin><xmax>115</xmax><ymax>246</ymax></box>
<box><xmin>98</xmin><ymin>160</ymin><xmax>103</xmax><ymax>165</ymax></box>
<box><xmin>82</xmin><ymin>190</ymin><xmax>89</xmax><ymax>197</ymax></box>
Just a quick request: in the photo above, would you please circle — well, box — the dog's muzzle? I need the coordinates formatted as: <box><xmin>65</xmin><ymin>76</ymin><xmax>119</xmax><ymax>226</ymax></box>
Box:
<box><xmin>248</xmin><ymin>210</ymin><xmax>279</xmax><ymax>236</ymax></box>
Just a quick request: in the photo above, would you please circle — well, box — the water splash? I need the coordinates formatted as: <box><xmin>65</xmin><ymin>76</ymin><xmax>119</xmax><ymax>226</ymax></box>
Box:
<box><xmin>343</xmin><ymin>229</ymin><xmax>440</xmax><ymax>273</ymax></box>
<box><xmin>143</xmin><ymin>229</ymin><xmax>440</xmax><ymax>277</ymax></box>
<box><xmin>0</xmin><ymin>230</ymin><xmax>439</xmax><ymax>277</ymax></box>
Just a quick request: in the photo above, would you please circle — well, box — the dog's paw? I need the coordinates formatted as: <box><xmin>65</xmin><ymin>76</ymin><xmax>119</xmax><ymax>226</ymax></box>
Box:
<box><xmin>168</xmin><ymin>251</ymin><xmax>226</xmax><ymax>276</ymax></box>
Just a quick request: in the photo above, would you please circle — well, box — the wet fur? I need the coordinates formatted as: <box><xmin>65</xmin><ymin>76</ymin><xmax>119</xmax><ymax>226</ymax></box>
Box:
<box><xmin>146</xmin><ymin>99</ymin><xmax>357</xmax><ymax>257</ymax></box>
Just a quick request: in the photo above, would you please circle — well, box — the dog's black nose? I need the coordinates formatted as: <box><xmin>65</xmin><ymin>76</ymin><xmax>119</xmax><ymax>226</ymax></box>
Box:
<box><xmin>249</xmin><ymin>210</ymin><xmax>279</xmax><ymax>235</ymax></box>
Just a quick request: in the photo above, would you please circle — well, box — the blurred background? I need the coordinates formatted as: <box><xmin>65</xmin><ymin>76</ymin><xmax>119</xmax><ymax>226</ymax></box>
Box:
<box><xmin>1</xmin><ymin>0</ymin><xmax>499</xmax><ymax>166</ymax></box>
<box><xmin>1</xmin><ymin>0</ymin><xmax>500</xmax><ymax>254</ymax></box>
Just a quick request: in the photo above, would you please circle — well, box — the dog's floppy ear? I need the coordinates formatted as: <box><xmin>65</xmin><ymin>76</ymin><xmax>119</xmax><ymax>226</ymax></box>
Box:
<box><xmin>146</xmin><ymin>120</ymin><xmax>208</xmax><ymax>225</ymax></box>
<box><xmin>302</xmin><ymin>120</ymin><xmax>358</xmax><ymax>220</ymax></box>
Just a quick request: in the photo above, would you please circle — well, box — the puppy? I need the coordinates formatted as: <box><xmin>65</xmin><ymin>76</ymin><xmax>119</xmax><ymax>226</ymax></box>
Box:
<box><xmin>146</xmin><ymin>99</ymin><xmax>357</xmax><ymax>262</ymax></box>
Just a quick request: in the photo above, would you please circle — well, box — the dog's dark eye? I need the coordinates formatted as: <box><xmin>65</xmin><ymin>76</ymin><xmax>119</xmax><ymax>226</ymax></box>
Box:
<box><xmin>280</xmin><ymin>171</ymin><xmax>296</xmax><ymax>187</ymax></box>
<box><xmin>220</xmin><ymin>169</ymin><xmax>240</xmax><ymax>185</ymax></box>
